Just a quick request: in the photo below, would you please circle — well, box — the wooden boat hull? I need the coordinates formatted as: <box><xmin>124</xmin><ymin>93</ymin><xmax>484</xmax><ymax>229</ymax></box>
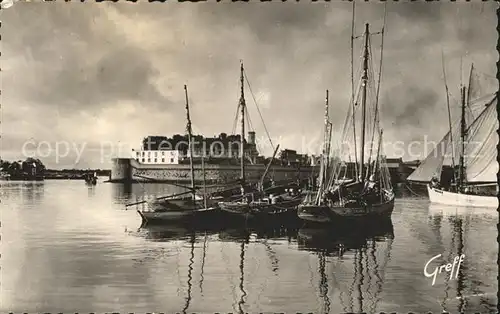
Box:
<box><xmin>427</xmin><ymin>184</ymin><xmax>498</xmax><ymax>208</ymax></box>
<box><xmin>297</xmin><ymin>194</ymin><xmax>395</xmax><ymax>224</ymax></box>
<box><xmin>150</xmin><ymin>198</ymin><xmax>218</xmax><ymax>211</ymax></box>
<box><xmin>218</xmin><ymin>196</ymin><xmax>302</xmax><ymax>222</ymax></box>
<box><xmin>137</xmin><ymin>207</ymin><xmax>220</xmax><ymax>225</ymax></box>
<box><xmin>136</xmin><ymin>188</ymin><xmax>244</xmax><ymax>225</ymax></box>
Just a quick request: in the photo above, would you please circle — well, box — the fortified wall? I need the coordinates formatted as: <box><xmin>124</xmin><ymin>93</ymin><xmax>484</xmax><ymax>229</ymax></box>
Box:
<box><xmin>110</xmin><ymin>158</ymin><xmax>314</xmax><ymax>184</ymax></box>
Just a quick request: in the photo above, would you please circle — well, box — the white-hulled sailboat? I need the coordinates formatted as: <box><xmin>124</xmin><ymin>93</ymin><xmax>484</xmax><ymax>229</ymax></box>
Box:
<box><xmin>298</xmin><ymin>18</ymin><xmax>395</xmax><ymax>223</ymax></box>
<box><xmin>408</xmin><ymin>64</ymin><xmax>498</xmax><ymax>208</ymax></box>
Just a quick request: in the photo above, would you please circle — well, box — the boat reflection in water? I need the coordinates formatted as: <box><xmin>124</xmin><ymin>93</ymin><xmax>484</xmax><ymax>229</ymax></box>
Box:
<box><xmin>298</xmin><ymin>217</ymin><xmax>394</xmax><ymax>313</ymax></box>
<box><xmin>297</xmin><ymin>217</ymin><xmax>394</xmax><ymax>255</ymax></box>
<box><xmin>427</xmin><ymin>203</ymin><xmax>497</xmax><ymax>312</ymax></box>
<box><xmin>427</xmin><ymin>202</ymin><xmax>497</xmax><ymax>219</ymax></box>
<box><xmin>136</xmin><ymin>222</ymin><xmax>217</xmax><ymax>314</ymax></box>
<box><xmin>138</xmin><ymin>220</ymin><xmax>225</xmax><ymax>242</ymax></box>
<box><xmin>129</xmin><ymin>205</ymin><xmax>495</xmax><ymax>313</ymax></box>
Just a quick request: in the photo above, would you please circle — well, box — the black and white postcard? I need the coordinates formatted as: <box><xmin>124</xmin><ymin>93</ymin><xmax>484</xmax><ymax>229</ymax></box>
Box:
<box><xmin>0</xmin><ymin>1</ymin><xmax>498</xmax><ymax>313</ymax></box>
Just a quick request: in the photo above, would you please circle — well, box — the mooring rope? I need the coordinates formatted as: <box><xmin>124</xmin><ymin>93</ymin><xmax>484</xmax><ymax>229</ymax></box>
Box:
<box><xmin>404</xmin><ymin>184</ymin><xmax>425</xmax><ymax>197</ymax></box>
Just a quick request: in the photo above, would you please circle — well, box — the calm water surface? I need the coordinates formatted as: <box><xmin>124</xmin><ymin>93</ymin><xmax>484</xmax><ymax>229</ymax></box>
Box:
<box><xmin>1</xmin><ymin>180</ymin><xmax>497</xmax><ymax>313</ymax></box>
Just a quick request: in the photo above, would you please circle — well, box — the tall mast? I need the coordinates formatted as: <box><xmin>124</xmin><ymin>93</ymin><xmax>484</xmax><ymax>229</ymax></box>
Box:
<box><xmin>323</xmin><ymin>90</ymin><xmax>330</xmax><ymax>182</ymax></box>
<box><xmin>367</xmin><ymin>5</ymin><xmax>386</xmax><ymax>179</ymax></box>
<box><xmin>327</xmin><ymin>121</ymin><xmax>333</xmax><ymax>170</ymax></box>
<box><xmin>315</xmin><ymin>90</ymin><xmax>330</xmax><ymax>205</ymax></box>
<box><xmin>350</xmin><ymin>2</ymin><xmax>359</xmax><ymax>181</ymax></box>
<box><xmin>359</xmin><ymin>23</ymin><xmax>370</xmax><ymax>183</ymax></box>
<box><xmin>239</xmin><ymin>61</ymin><xmax>246</xmax><ymax>185</ymax></box>
<box><xmin>184</xmin><ymin>85</ymin><xmax>196</xmax><ymax>199</ymax></box>
<box><xmin>459</xmin><ymin>85</ymin><xmax>466</xmax><ymax>190</ymax></box>
<box><xmin>202</xmin><ymin>152</ymin><xmax>207</xmax><ymax>209</ymax></box>
<box><xmin>466</xmin><ymin>63</ymin><xmax>474</xmax><ymax>104</ymax></box>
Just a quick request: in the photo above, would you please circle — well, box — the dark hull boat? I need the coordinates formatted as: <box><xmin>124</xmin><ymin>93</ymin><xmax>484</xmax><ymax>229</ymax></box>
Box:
<box><xmin>218</xmin><ymin>193</ymin><xmax>303</xmax><ymax>222</ymax></box>
<box><xmin>298</xmin><ymin>22</ymin><xmax>395</xmax><ymax>225</ymax></box>
<box><xmin>137</xmin><ymin>203</ymin><xmax>220</xmax><ymax>225</ymax></box>
<box><xmin>136</xmin><ymin>182</ymin><xmax>255</xmax><ymax>225</ymax></box>
<box><xmin>135</xmin><ymin>85</ymin><xmax>230</xmax><ymax>225</ymax></box>
<box><xmin>298</xmin><ymin>190</ymin><xmax>395</xmax><ymax>224</ymax></box>
<box><xmin>217</xmin><ymin>62</ymin><xmax>304</xmax><ymax>224</ymax></box>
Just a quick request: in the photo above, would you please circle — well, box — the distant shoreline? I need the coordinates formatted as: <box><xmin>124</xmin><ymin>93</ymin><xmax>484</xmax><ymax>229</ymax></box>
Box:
<box><xmin>0</xmin><ymin>169</ymin><xmax>111</xmax><ymax>181</ymax></box>
<box><xmin>44</xmin><ymin>169</ymin><xmax>111</xmax><ymax>180</ymax></box>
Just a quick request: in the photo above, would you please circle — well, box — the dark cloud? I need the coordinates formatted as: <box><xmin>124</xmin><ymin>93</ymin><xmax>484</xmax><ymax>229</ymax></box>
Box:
<box><xmin>195</xmin><ymin>3</ymin><xmax>334</xmax><ymax>42</ymax></box>
<box><xmin>35</xmin><ymin>45</ymin><xmax>169</xmax><ymax>110</ymax></box>
<box><xmin>1</xmin><ymin>2</ymin><xmax>497</xmax><ymax>168</ymax></box>
<box><xmin>388</xmin><ymin>86</ymin><xmax>440</xmax><ymax>128</ymax></box>
<box><xmin>391</xmin><ymin>1</ymin><xmax>444</xmax><ymax>22</ymax></box>
<box><xmin>3</xmin><ymin>3</ymin><xmax>170</xmax><ymax>112</ymax></box>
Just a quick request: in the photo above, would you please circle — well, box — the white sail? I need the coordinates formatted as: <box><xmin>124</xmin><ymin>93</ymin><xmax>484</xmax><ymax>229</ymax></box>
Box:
<box><xmin>407</xmin><ymin>131</ymin><xmax>452</xmax><ymax>183</ymax></box>
<box><xmin>464</xmin><ymin>95</ymin><xmax>498</xmax><ymax>183</ymax></box>
<box><xmin>468</xmin><ymin>64</ymin><xmax>497</xmax><ymax>104</ymax></box>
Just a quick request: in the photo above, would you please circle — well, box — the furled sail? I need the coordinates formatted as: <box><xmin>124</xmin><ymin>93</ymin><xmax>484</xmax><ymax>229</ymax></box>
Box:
<box><xmin>464</xmin><ymin>94</ymin><xmax>498</xmax><ymax>183</ymax></box>
<box><xmin>407</xmin><ymin>131</ymin><xmax>452</xmax><ymax>183</ymax></box>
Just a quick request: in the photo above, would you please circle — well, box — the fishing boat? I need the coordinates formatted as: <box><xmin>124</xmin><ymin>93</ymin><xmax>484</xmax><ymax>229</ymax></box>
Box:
<box><xmin>84</xmin><ymin>172</ymin><xmax>97</xmax><ymax>185</ymax></box>
<box><xmin>298</xmin><ymin>17</ymin><xmax>395</xmax><ymax>224</ymax></box>
<box><xmin>218</xmin><ymin>62</ymin><xmax>304</xmax><ymax>222</ymax></box>
<box><xmin>407</xmin><ymin>61</ymin><xmax>498</xmax><ymax>208</ymax></box>
<box><xmin>135</xmin><ymin>85</ymin><xmax>227</xmax><ymax>225</ymax></box>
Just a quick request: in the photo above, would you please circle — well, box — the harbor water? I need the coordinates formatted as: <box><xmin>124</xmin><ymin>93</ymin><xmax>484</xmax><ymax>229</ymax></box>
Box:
<box><xmin>1</xmin><ymin>180</ymin><xmax>497</xmax><ymax>313</ymax></box>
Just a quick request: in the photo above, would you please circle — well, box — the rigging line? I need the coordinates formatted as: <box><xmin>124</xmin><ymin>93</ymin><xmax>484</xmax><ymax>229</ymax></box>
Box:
<box><xmin>465</xmin><ymin>63</ymin><xmax>477</xmax><ymax>122</ymax></box>
<box><xmin>469</xmin><ymin>93</ymin><xmax>498</xmax><ymax>107</ymax></box>
<box><xmin>351</xmin><ymin>0</ymin><xmax>356</xmax><ymax>116</ymax></box>
<box><xmin>352</xmin><ymin>80</ymin><xmax>360</xmax><ymax>180</ymax></box>
<box><xmin>350</xmin><ymin>43</ymin><xmax>366</xmax><ymax>177</ymax></box>
<box><xmin>231</xmin><ymin>101</ymin><xmax>240</xmax><ymax>135</ymax></box>
<box><xmin>465</xmin><ymin>95</ymin><xmax>496</xmax><ymax>134</ymax></box>
<box><xmin>441</xmin><ymin>50</ymin><xmax>457</xmax><ymax>184</ymax></box>
<box><xmin>464</xmin><ymin>120</ymin><xmax>496</xmax><ymax>176</ymax></box>
<box><xmin>366</xmin><ymin>55</ymin><xmax>379</xmax><ymax>168</ymax></box>
<box><xmin>245</xmin><ymin>106</ymin><xmax>255</xmax><ymax>133</ymax></box>
<box><xmin>404</xmin><ymin>183</ymin><xmax>425</xmax><ymax>197</ymax></box>
<box><xmin>243</xmin><ymin>70</ymin><xmax>275</xmax><ymax>151</ymax></box>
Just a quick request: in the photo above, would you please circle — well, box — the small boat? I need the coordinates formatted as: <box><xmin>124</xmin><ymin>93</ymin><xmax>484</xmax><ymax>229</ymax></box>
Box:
<box><xmin>136</xmin><ymin>85</ymin><xmax>225</xmax><ymax>225</ymax></box>
<box><xmin>137</xmin><ymin>201</ymin><xmax>218</xmax><ymax>225</ymax></box>
<box><xmin>408</xmin><ymin>61</ymin><xmax>498</xmax><ymax>208</ymax></box>
<box><xmin>84</xmin><ymin>172</ymin><xmax>97</xmax><ymax>185</ymax></box>
<box><xmin>218</xmin><ymin>189</ymin><xmax>304</xmax><ymax>221</ymax></box>
<box><xmin>132</xmin><ymin>182</ymin><xmax>254</xmax><ymax>225</ymax></box>
<box><xmin>218</xmin><ymin>62</ymin><xmax>303</xmax><ymax>222</ymax></box>
<box><xmin>298</xmin><ymin>20</ymin><xmax>395</xmax><ymax>224</ymax></box>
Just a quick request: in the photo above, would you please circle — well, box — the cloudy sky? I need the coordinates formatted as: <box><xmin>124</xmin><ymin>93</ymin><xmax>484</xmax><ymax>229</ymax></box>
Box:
<box><xmin>1</xmin><ymin>1</ymin><xmax>497</xmax><ymax>169</ymax></box>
